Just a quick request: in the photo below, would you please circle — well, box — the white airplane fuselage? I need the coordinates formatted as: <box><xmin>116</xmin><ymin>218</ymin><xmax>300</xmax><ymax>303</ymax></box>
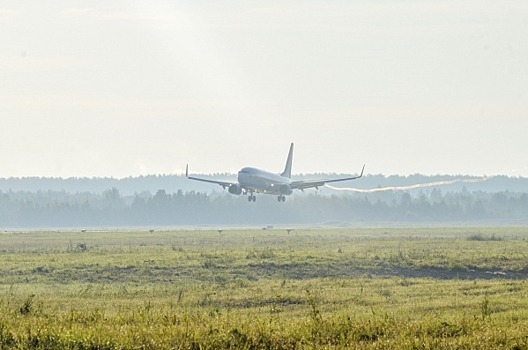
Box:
<box><xmin>238</xmin><ymin>167</ymin><xmax>292</xmax><ymax>195</ymax></box>
<box><xmin>186</xmin><ymin>143</ymin><xmax>364</xmax><ymax>202</ymax></box>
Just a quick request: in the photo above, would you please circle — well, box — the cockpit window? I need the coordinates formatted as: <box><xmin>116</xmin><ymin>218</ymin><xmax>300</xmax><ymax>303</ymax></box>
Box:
<box><xmin>239</xmin><ymin>167</ymin><xmax>252</xmax><ymax>174</ymax></box>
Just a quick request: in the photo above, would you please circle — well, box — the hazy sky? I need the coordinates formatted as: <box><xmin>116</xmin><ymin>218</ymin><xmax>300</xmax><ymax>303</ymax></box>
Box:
<box><xmin>1</xmin><ymin>1</ymin><xmax>527</xmax><ymax>178</ymax></box>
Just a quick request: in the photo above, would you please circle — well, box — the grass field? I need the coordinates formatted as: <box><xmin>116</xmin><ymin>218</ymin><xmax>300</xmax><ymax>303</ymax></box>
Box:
<box><xmin>1</xmin><ymin>227</ymin><xmax>528</xmax><ymax>349</ymax></box>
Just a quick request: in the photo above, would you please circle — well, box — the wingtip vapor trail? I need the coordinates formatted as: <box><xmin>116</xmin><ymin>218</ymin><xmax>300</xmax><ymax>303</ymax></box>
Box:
<box><xmin>325</xmin><ymin>176</ymin><xmax>495</xmax><ymax>193</ymax></box>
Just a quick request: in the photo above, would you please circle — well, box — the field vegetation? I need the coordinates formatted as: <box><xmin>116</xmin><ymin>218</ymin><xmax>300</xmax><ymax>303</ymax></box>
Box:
<box><xmin>1</xmin><ymin>227</ymin><xmax>528</xmax><ymax>349</ymax></box>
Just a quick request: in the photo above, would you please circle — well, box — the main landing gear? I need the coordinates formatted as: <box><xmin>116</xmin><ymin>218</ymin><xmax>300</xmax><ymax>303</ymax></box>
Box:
<box><xmin>245</xmin><ymin>193</ymin><xmax>285</xmax><ymax>202</ymax></box>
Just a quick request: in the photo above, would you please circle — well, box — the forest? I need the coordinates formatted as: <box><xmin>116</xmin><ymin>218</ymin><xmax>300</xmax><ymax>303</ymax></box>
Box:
<box><xmin>0</xmin><ymin>175</ymin><xmax>527</xmax><ymax>227</ymax></box>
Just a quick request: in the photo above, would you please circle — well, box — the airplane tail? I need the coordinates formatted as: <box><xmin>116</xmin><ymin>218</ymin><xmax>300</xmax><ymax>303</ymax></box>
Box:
<box><xmin>281</xmin><ymin>143</ymin><xmax>294</xmax><ymax>178</ymax></box>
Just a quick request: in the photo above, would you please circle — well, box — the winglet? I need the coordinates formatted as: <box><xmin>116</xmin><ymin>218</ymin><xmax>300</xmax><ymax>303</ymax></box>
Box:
<box><xmin>359</xmin><ymin>164</ymin><xmax>365</xmax><ymax>178</ymax></box>
<box><xmin>185</xmin><ymin>164</ymin><xmax>189</xmax><ymax>178</ymax></box>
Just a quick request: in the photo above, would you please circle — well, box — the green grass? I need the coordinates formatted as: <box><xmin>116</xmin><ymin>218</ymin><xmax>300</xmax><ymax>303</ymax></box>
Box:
<box><xmin>0</xmin><ymin>227</ymin><xmax>528</xmax><ymax>348</ymax></box>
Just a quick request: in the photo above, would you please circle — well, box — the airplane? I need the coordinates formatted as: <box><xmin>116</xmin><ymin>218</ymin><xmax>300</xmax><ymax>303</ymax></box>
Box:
<box><xmin>186</xmin><ymin>143</ymin><xmax>364</xmax><ymax>202</ymax></box>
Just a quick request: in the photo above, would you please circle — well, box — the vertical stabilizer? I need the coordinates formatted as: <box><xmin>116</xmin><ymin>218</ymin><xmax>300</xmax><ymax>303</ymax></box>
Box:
<box><xmin>281</xmin><ymin>143</ymin><xmax>294</xmax><ymax>178</ymax></box>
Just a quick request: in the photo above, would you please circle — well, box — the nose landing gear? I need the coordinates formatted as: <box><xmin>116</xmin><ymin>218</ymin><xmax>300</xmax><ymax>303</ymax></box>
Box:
<box><xmin>277</xmin><ymin>195</ymin><xmax>286</xmax><ymax>202</ymax></box>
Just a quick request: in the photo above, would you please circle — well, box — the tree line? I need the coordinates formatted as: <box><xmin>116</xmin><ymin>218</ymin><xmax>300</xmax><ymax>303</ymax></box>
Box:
<box><xmin>1</xmin><ymin>174</ymin><xmax>527</xmax><ymax>195</ymax></box>
<box><xmin>1</xmin><ymin>187</ymin><xmax>527</xmax><ymax>228</ymax></box>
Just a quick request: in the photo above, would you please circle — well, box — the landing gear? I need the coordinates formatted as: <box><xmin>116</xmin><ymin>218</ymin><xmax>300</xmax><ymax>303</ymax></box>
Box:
<box><xmin>277</xmin><ymin>195</ymin><xmax>286</xmax><ymax>202</ymax></box>
<box><xmin>248</xmin><ymin>194</ymin><xmax>256</xmax><ymax>202</ymax></box>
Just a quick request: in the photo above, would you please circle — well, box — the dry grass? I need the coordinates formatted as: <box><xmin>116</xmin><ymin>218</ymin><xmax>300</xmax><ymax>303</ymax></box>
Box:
<box><xmin>0</xmin><ymin>227</ymin><xmax>528</xmax><ymax>349</ymax></box>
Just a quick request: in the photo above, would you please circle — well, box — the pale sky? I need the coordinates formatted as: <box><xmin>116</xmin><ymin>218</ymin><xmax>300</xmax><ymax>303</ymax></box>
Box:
<box><xmin>1</xmin><ymin>1</ymin><xmax>527</xmax><ymax>178</ymax></box>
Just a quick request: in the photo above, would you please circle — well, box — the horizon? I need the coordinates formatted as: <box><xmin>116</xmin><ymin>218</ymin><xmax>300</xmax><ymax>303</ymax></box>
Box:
<box><xmin>1</xmin><ymin>172</ymin><xmax>526</xmax><ymax>181</ymax></box>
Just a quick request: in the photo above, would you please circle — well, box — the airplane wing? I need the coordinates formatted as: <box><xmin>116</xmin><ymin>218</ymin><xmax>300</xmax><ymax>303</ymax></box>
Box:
<box><xmin>186</xmin><ymin>165</ymin><xmax>237</xmax><ymax>189</ymax></box>
<box><xmin>290</xmin><ymin>165</ymin><xmax>365</xmax><ymax>191</ymax></box>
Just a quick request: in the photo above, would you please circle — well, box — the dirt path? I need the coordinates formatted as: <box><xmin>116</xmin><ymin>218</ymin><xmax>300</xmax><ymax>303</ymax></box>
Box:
<box><xmin>246</xmin><ymin>262</ymin><xmax>528</xmax><ymax>280</ymax></box>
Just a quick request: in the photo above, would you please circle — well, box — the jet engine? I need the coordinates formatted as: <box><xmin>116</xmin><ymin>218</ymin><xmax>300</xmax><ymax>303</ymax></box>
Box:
<box><xmin>228</xmin><ymin>184</ymin><xmax>243</xmax><ymax>195</ymax></box>
<box><xmin>279</xmin><ymin>184</ymin><xmax>293</xmax><ymax>195</ymax></box>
